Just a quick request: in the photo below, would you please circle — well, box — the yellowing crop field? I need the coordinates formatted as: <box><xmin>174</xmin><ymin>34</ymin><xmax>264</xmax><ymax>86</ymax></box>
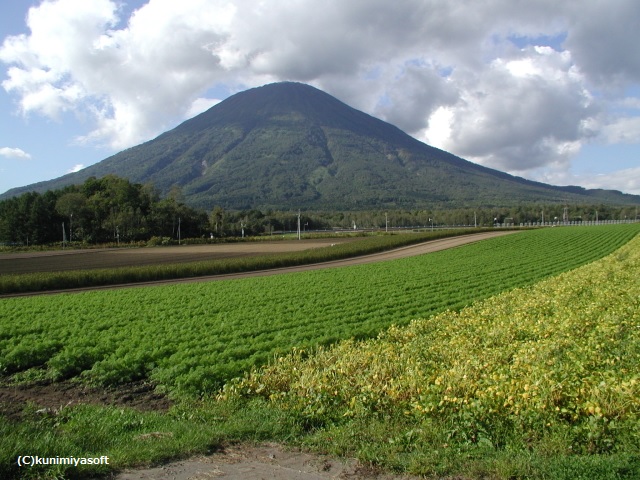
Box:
<box><xmin>228</xmin><ymin>230</ymin><xmax>640</xmax><ymax>461</ymax></box>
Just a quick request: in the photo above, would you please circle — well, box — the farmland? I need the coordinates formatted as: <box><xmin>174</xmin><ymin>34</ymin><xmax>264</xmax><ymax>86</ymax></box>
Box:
<box><xmin>1</xmin><ymin>223</ymin><xmax>639</xmax><ymax>479</ymax></box>
<box><xmin>227</xmin><ymin>226</ymin><xmax>640</xmax><ymax>478</ymax></box>
<box><xmin>1</xmin><ymin>225</ymin><xmax>637</xmax><ymax>395</ymax></box>
<box><xmin>0</xmin><ymin>238</ymin><xmax>363</xmax><ymax>275</ymax></box>
<box><xmin>0</xmin><ymin>229</ymin><xmax>490</xmax><ymax>294</ymax></box>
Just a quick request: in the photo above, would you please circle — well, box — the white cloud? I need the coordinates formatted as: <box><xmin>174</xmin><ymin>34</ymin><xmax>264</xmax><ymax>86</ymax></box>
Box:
<box><xmin>67</xmin><ymin>163</ymin><xmax>84</xmax><ymax>173</ymax></box>
<box><xmin>184</xmin><ymin>97</ymin><xmax>221</xmax><ymax>119</ymax></box>
<box><xmin>578</xmin><ymin>167</ymin><xmax>640</xmax><ymax>196</ymax></box>
<box><xmin>526</xmin><ymin>165</ymin><xmax>640</xmax><ymax>196</ymax></box>
<box><xmin>423</xmin><ymin>47</ymin><xmax>599</xmax><ymax>173</ymax></box>
<box><xmin>0</xmin><ymin>147</ymin><xmax>31</xmax><ymax>159</ymax></box>
<box><xmin>1</xmin><ymin>0</ymin><xmax>235</xmax><ymax>148</ymax></box>
<box><xmin>0</xmin><ymin>0</ymin><xmax>639</xmax><ymax>189</ymax></box>
<box><xmin>424</xmin><ymin>106</ymin><xmax>454</xmax><ymax>149</ymax></box>
<box><xmin>563</xmin><ymin>1</ymin><xmax>640</xmax><ymax>87</ymax></box>
<box><xmin>372</xmin><ymin>63</ymin><xmax>459</xmax><ymax>135</ymax></box>
<box><xmin>616</xmin><ymin>97</ymin><xmax>640</xmax><ymax>110</ymax></box>
<box><xmin>0</xmin><ymin>0</ymin><xmax>118</xmax><ymax>119</ymax></box>
<box><xmin>599</xmin><ymin>117</ymin><xmax>640</xmax><ymax>144</ymax></box>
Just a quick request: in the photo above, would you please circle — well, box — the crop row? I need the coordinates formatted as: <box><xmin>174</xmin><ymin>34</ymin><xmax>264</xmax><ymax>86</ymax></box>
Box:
<box><xmin>0</xmin><ymin>224</ymin><xmax>638</xmax><ymax>397</ymax></box>
<box><xmin>227</xmin><ymin>230</ymin><xmax>640</xmax><ymax>454</ymax></box>
<box><xmin>0</xmin><ymin>229</ymin><xmax>485</xmax><ymax>294</ymax></box>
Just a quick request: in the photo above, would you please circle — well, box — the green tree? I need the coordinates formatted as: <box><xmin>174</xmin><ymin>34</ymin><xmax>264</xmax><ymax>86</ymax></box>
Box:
<box><xmin>209</xmin><ymin>206</ymin><xmax>226</xmax><ymax>236</ymax></box>
<box><xmin>55</xmin><ymin>192</ymin><xmax>87</xmax><ymax>242</ymax></box>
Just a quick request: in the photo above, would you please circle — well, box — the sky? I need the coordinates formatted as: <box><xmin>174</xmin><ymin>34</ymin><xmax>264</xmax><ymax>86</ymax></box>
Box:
<box><xmin>1</xmin><ymin>0</ymin><xmax>639</xmax><ymax>197</ymax></box>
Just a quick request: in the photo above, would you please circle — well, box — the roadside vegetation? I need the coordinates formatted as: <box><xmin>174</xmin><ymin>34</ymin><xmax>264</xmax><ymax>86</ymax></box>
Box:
<box><xmin>1</xmin><ymin>224</ymin><xmax>638</xmax><ymax>479</ymax></box>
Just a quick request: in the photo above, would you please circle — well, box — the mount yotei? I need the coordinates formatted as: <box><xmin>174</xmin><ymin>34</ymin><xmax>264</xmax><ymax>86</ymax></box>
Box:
<box><xmin>3</xmin><ymin>82</ymin><xmax>638</xmax><ymax>209</ymax></box>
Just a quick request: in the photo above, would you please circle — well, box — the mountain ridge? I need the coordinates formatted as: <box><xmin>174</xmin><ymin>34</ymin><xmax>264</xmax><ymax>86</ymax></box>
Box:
<box><xmin>2</xmin><ymin>82</ymin><xmax>638</xmax><ymax>209</ymax></box>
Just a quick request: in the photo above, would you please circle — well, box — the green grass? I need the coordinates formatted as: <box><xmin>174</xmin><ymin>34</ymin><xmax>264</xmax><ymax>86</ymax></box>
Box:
<box><xmin>0</xmin><ymin>398</ymin><xmax>301</xmax><ymax>479</ymax></box>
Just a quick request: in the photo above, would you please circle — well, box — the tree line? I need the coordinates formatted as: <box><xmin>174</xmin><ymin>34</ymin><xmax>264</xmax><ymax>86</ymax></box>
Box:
<box><xmin>0</xmin><ymin>176</ymin><xmax>331</xmax><ymax>245</ymax></box>
<box><xmin>0</xmin><ymin>176</ymin><xmax>206</xmax><ymax>245</ymax></box>
<box><xmin>0</xmin><ymin>175</ymin><xmax>637</xmax><ymax>246</ymax></box>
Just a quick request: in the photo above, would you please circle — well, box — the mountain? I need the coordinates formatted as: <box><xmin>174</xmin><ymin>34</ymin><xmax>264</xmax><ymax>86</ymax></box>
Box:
<box><xmin>2</xmin><ymin>82</ymin><xmax>638</xmax><ymax>209</ymax></box>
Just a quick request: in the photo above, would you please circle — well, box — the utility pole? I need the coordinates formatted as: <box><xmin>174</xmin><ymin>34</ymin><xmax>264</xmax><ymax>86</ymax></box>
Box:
<box><xmin>297</xmin><ymin>210</ymin><xmax>301</xmax><ymax>240</ymax></box>
<box><xmin>385</xmin><ymin>213</ymin><xmax>388</xmax><ymax>232</ymax></box>
<box><xmin>474</xmin><ymin>211</ymin><xmax>477</xmax><ymax>228</ymax></box>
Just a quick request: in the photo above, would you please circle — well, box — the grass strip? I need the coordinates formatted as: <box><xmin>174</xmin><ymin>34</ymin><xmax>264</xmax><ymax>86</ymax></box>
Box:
<box><xmin>0</xmin><ymin>229</ymin><xmax>487</xmax><ymax>294</ymax></box>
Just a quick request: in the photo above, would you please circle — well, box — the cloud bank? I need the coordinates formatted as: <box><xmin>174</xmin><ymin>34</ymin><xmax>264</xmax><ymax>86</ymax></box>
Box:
<box><xmin>0</xmin><ymin>147</ymin><xmax>31</xmax><ymax>160</ymax></box>
<box><xmin>1</xmin><ymin>0</ymin><xmax>639</xmax><ymax>190</ymax></box>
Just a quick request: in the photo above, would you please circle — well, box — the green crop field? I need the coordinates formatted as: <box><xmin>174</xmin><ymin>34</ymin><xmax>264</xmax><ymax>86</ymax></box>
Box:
<box><xmin>1</xmin><ymin>224</ymin><xmax>639</xmax><ymax>479</ymax></box>
<box><xmin>1</xmin><ymin>225</ymin><xmax>638</xmax><ymax>397</ymax></box>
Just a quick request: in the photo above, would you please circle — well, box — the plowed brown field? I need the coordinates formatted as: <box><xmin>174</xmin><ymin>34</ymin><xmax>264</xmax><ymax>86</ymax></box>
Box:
<box><xmin>0</xmin><ymin>238</ymin><xmax>360</xmax><ymax>275</ymax></box>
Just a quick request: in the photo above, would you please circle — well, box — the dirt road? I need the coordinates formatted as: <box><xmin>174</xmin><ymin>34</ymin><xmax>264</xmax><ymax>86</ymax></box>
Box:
<box><xmin>2</xmin><ymin>231</ymin><xmax>517</xmax><ymax>297</ymax></box>
<box><xmin>113</xmin><ymin>443</ymin><xmax>421</xmax><ymax>480</ymax></box>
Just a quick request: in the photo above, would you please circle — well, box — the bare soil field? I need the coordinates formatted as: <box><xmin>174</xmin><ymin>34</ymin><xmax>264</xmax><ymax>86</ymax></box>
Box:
<box><xmin>0</xmin><ymin>381</ymin><xmax>171</xmax><ymax>423</ymax></box>
<box><xmin>0</xmin><ymin>238</ymin><xmax>359</xmax><ymax>275</ymax></box>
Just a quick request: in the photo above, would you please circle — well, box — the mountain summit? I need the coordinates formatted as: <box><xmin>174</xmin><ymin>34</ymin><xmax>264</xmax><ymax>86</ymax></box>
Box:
<box><xmin>2</xmin><ymin>82</ymin><xmax>637</xmax><ymax>209</ymax></box>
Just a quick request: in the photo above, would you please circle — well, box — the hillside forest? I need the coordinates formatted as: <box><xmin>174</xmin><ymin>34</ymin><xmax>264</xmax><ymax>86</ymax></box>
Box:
<box><xmin>0</xmin><ymin>175</ymin><xmax>637</xmax><ymax>246</ymax></box>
